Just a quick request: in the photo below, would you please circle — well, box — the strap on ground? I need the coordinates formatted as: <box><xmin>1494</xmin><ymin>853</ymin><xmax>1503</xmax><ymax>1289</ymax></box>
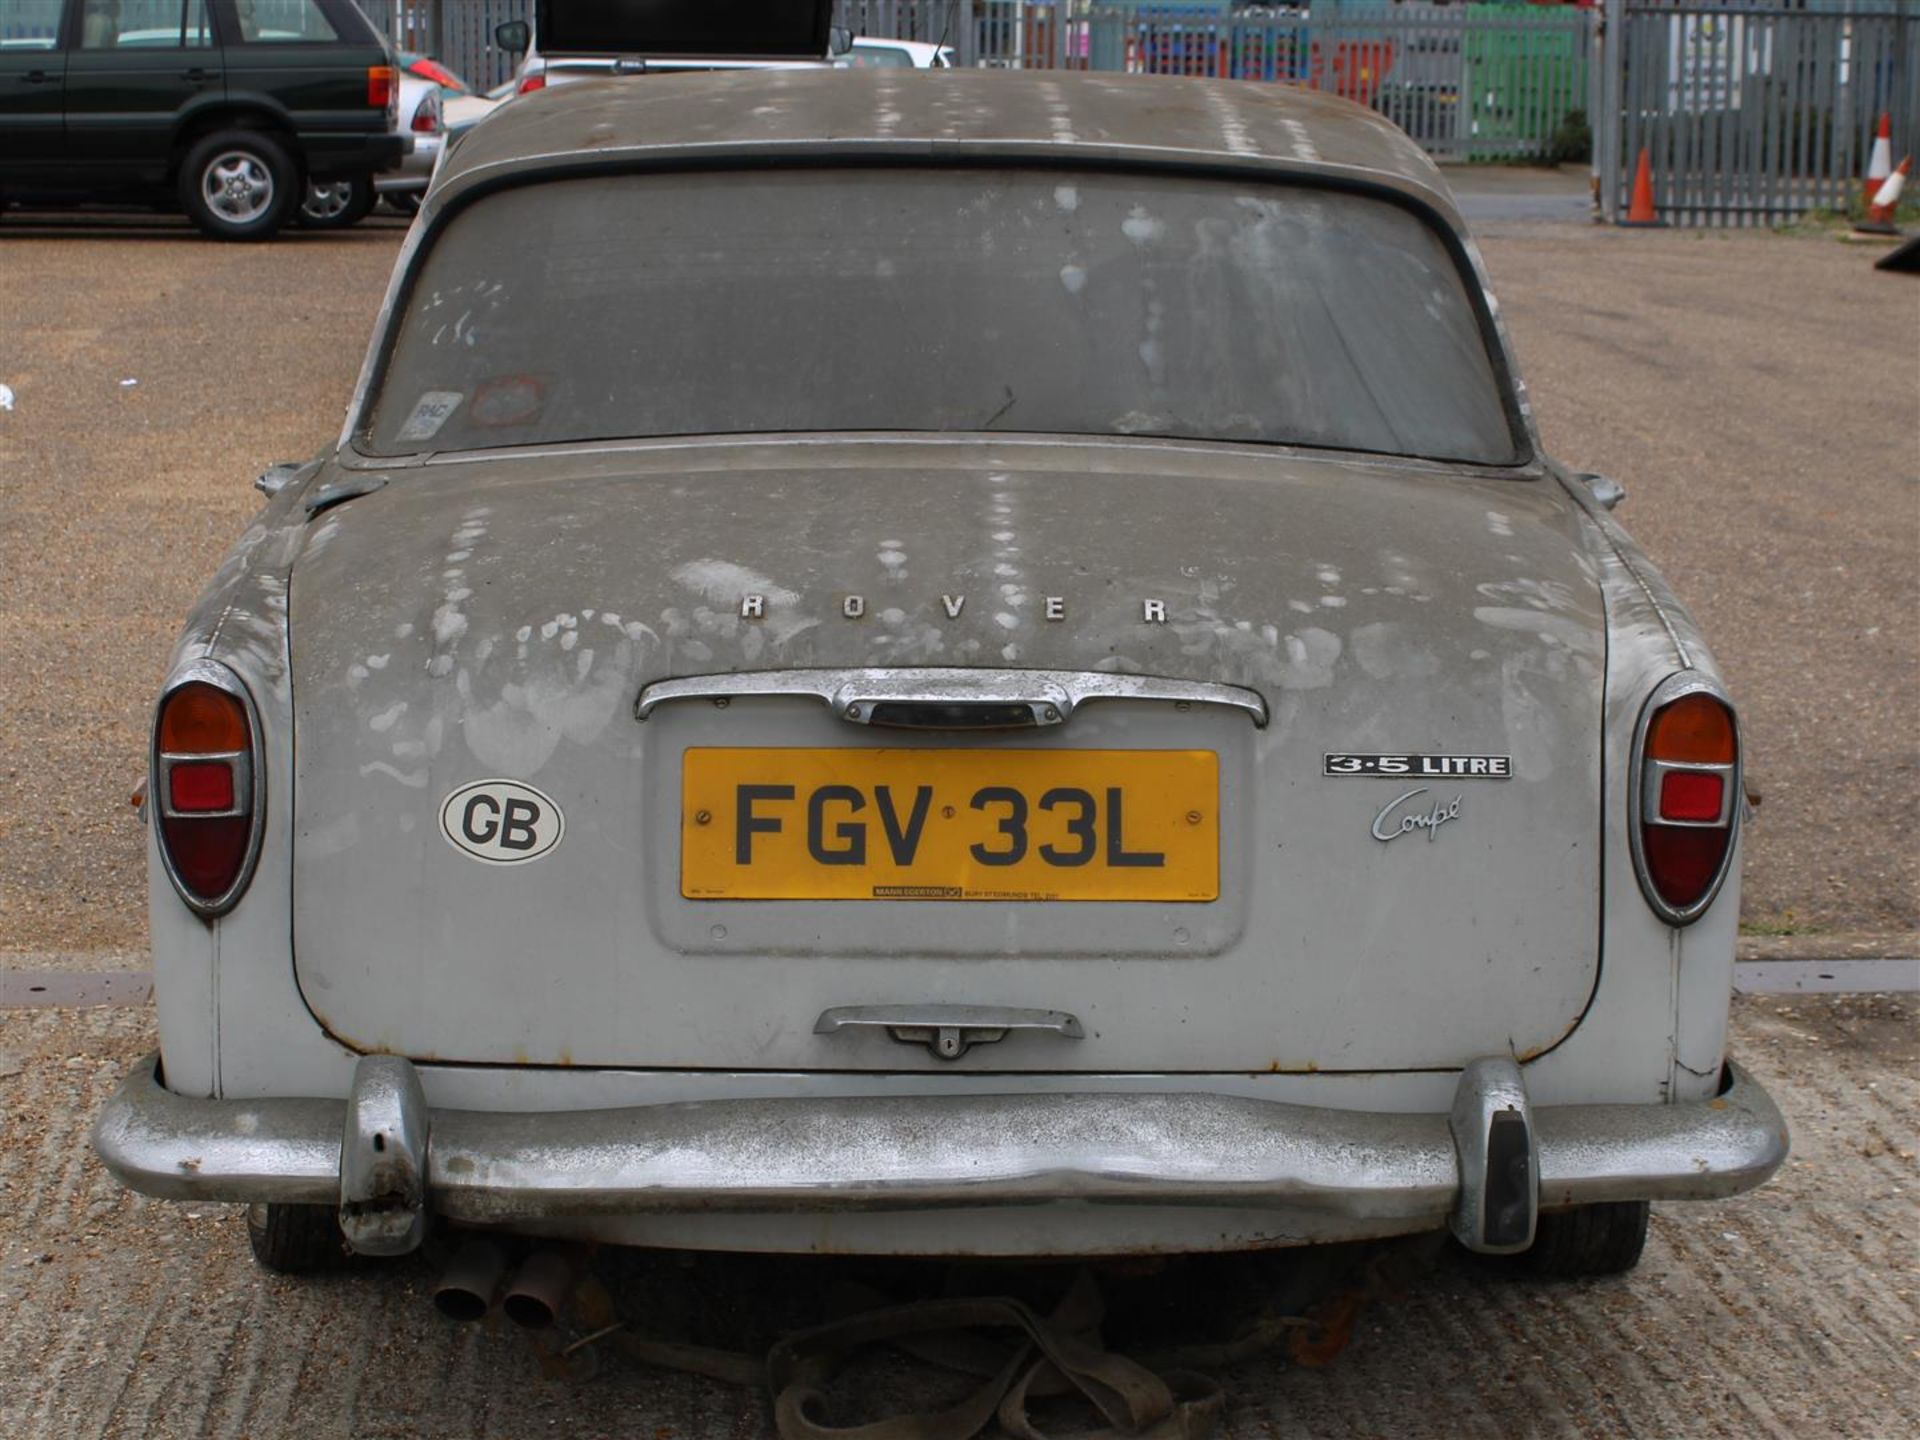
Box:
<box><xmin>522</xmin><ymin>1242</ymin><xmax>1440</xmax><ymax>1439</ymax></box>
<box><xmin>536</xmin><ymin>1267</ymin><xmax>1228</xmax><ymax>1440</ymax></box>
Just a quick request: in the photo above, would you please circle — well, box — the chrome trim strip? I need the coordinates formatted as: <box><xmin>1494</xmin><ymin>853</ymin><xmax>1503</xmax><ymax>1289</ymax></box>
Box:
<box><xmin>149</xmin><ymin>660</ymin><xmax>267</xmax><ymax>919</ymax></box>
<box><xmin>153</xmin><ymin>751</ymin><xmax>252</xmax><ymax>821</ymax></box>
<box><xmin>94</xmin><ymin>1054</ymin><xmax>1788</xmax><ymax>1240</ymax></box>
<box><xmin>636</xmin><ymin>668</ymin><xmax>1268</xmax><ymax>729</ymax></box>
<box><xmin>1628</xmin><ymin>672</ymin><xmax>1743</xmax><ymax>927</ymax></box>
<box><xmin>363</xmin><ymin>431</ymin><xmax>1540</xmax><ymax>485</ymax></box>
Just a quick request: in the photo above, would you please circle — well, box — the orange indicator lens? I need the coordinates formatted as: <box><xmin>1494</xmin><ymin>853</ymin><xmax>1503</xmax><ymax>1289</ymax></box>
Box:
<box><xmin>1646</xmin><ymin>693</ymin><xmax>1736</xmax><ymax>764</ymax></box>
<box><xmin>158</xmin><ymin>682</ymin><xmax>248</xmax><ymax>753</ymax></box>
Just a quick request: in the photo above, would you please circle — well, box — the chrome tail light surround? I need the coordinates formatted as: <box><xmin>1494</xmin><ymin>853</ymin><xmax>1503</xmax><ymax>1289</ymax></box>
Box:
<box><xmin>1628</xmin><ymin>671</ymin><xmax>1742</xmax><ymax>927</ymax></box>
<box><xmin>151</xmin><ymin>659</ymin><xmax>267</xmax><ymax>918</ymax></box>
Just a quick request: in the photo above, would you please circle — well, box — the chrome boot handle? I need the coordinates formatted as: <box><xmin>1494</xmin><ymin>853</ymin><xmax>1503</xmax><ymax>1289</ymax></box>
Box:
<box><xmin>814</xmin><ymin>1004</ymin><xmax>1085</xmax><ymax>1061</ymax></box>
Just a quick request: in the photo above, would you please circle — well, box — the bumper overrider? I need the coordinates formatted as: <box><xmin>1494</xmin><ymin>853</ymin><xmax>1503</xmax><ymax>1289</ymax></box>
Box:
<box><xmin>93</xmin><ymin>1054</ymin><xmax>1787</xmax><ymax>1257</ymax></box>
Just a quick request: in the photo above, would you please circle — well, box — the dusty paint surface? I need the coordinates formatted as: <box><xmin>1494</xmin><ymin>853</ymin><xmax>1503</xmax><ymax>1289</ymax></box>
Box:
<box><xmin>290</xmin><ymin>441</ymin><xmax>1600</xmax><ymax>740</ymax></box>
<box><xmin>281</xmin><ymin>438</ymin><xmax>1611</xmax><ymax>1073</ymax></box>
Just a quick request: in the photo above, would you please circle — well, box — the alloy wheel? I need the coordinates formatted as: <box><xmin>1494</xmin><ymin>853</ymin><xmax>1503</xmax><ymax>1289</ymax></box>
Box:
<box><xmin>201</xmin><ymin>152</ymin><xmax>274</xmax><ymax>226</ymax></box>
<box><xmin>302</xmin><ymin>180</ymin><xmax>355</xmax><ymax>223</ymax></box>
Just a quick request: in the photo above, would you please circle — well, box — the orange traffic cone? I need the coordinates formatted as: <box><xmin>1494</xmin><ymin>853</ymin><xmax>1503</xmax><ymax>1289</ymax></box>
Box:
<box><xmin>1622</xmin><ymin>148</ymin><xmax>1663</xmax><ymax>227</ymax></box>
<box><xmin>1854</xmin><ymin>156</ymin><xmax>1910</xmax><ymax>237</ymax></box>
<box><xmin>1862</xmin><ymin>112</ymin><xmax>1893</xmax><ymax>210</ymax></box>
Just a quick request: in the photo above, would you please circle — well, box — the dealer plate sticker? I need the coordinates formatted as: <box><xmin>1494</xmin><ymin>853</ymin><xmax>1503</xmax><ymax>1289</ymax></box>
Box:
<box><xmin>1324</xmin><ymin>753</ymin><xmax>1512</xmax><ymax>780</ymax></box>
<box><xmin>681</xmin><ymin>747</ymin><xmax>1219</xmax><ymax>902</ymax></box>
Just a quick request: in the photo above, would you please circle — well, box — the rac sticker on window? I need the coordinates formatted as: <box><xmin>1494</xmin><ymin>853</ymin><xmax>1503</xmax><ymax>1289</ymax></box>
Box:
<box><xmin>440</xmin><ymin>779</ymin><xmax>564</xmax><ymax>865</ymax></box>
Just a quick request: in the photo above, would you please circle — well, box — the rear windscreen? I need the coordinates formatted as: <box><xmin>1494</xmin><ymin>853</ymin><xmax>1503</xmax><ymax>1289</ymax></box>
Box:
<box><xmin>365</xmin><ymin>168</ymin><xmax>1521</xmax><ymax>465</ymax></box>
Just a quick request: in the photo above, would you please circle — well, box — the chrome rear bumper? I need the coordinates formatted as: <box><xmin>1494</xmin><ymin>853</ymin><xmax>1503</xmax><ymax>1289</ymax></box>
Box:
<box><xmin>93</xmin><ymin>1053</ymin><xmax>1787</xmax><ymax>1257</ymax></box>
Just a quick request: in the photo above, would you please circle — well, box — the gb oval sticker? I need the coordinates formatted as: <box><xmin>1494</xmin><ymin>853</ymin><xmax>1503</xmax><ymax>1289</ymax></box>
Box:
<box><xmin>440</xmin><ymin>780</ymin><xmax>564</xmax><ymax>865</ymax></box>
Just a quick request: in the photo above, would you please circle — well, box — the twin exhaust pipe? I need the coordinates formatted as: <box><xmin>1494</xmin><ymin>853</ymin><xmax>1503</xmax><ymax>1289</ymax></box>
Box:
<box><xmin>432</xmin><ymin>1238</ymin><xmax>574</xmax><ymax>1329</ymax></box>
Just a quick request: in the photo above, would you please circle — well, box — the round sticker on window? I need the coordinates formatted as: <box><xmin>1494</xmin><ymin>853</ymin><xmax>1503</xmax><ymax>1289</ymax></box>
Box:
<box><xmin>440</xmin><ymin>779</ymin><xmax>564</xmax><ymax>864</ymax></box>
<box><xmin>470</xmin><ymin>374</ymin><xmax>546</xmax><ymax>428</ymax></box>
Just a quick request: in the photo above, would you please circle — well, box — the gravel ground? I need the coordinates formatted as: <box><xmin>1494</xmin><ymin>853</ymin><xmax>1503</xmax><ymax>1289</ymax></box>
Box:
<box><xmin>0</xmin><ymin>992</ymin><xmax>1911</xmax><ymax>1438</ymax></box>
<box><xmin>1480</xmin><ymin>222</ymin><xmax>1918</xmax><ymax>939</ymax></box>
<box><xmin>1</xmin><ymin>211</ymin><xmax>1912</xmax><ymax>953</ymax></box>
<box><xmin>0</xmin><ymin>214</ymin><xmax>414</xmax><ymax>950</ymax></box>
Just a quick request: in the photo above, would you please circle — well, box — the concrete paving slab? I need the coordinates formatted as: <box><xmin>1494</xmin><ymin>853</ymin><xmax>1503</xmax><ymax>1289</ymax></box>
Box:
<box><xmin>1443</xmin><ymin>164</ymin><xmax>1595</xmax><ymax>226</ymax></box>
<box><xmin>1735</xmin><ymin>958</ymin><xmax>1920</xmax><ymax>995</ymax></box>
<box><xmin>0</xmin><ymin>995</ymin><xmax>1910</xmax><ymax>1438</ymax></box>
<box><xmin>0</xmin><ymin>972</ymin><xmax>153</xmax><ymax>1008</ymax></box>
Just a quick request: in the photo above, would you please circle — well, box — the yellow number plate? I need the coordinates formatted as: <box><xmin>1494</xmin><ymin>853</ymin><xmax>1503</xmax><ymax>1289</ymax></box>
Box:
<box><xmin>681</xmin><ymin>748</ymin><xmax>1219</xmax><ymax>902</ymax></box>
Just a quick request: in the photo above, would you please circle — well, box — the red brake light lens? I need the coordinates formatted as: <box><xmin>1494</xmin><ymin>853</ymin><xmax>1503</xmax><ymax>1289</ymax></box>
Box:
<box><xmin>1636</xmin><ymin>685</ymin><xmax>1739</xmax><ymax>922</ymax></box>
<box><xmin>518</xmin><ymin>71</ymin><xmax>546</xmax><ymax>95</ymax></box>
<box><xmin>1658</xmin><ymin>770</ymin><xmax>1724</xmax><ymax>823</ymax></box>
<box><xmin>168</xmin><ymin>761</ymin><xmax>235</xmax><ymax>814</ymax></box>
<box><xmin>1642</xmin><ymin>827</ymin><xmax>1728</xmax><ymax>908</ymax></box>
<box><xmin>154</xmin><ymin>675</ymin><xmax>259</xmax><ymax>914</ymax></box>
<box><xmin>165</xmin><ymin>817</ymin><xmax>254</xmax><ymax>898</ymax></box>
<box><xmin>412</xmin><ymin>91</ymin><xmax>442</xmax><ymax>133</ymax></box>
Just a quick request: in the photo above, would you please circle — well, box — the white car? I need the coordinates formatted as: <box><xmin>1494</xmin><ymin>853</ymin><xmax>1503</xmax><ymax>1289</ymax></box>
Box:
<box><xmin>443</xmin><ymin>78</ymin><xmax>513</xmax><ymax>136</ymax></box>
<box><xmin>838</xmin><ymin>38</ymin><xmax>956</xmax><ymax>69</ymax></box>
<box><xmin>96</xmin><ymin>65</ymin><xmax>1785</xmax><ymax>1301</ymax></box>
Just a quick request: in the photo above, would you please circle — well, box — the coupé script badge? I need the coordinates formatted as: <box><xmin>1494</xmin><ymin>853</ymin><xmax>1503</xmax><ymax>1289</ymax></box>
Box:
<box><xmin>1371</xmin><ymin>788</ymin><xmax>1463</xmax><ymax>843</ymax></box>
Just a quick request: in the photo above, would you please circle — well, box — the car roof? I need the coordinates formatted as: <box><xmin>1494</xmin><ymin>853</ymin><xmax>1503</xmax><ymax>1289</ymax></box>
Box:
<box><xmin>433</xmin><ymin>68</ymin><xmax>1463</xmax><ymax>229</ymax></box>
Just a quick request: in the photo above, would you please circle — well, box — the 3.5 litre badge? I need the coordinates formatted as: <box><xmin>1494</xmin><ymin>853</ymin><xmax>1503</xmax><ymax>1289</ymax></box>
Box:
<box><xmin>440</xmin><ymin>779</ymin><xmax>565</xmax><ymax>864</ymax></box>
<box><xmin>1324</xmin><ymin>753</ymin><xmax>1512</xmax><ymax>779</ymax></box>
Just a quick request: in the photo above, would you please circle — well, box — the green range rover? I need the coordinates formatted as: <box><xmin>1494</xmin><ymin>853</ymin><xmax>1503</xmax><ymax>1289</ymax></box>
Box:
<box><xmin>0</xmin><ymin>0</ymin><xmax>405</xmax><ymax>239</ymax></box>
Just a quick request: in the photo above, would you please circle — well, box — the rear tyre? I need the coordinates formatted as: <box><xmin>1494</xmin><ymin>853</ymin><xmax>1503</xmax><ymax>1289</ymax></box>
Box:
<box><xmin>177</xmin><ymin>129</ymin><xmax>296</xmax><ymax>241</ymax></box>
<box><xmin>1521</xmin><ymin>1201</ymin><xmax>1650</xmax><ymax>1278</ymax></box>
<box><xmin>297</xmin><ymin>175</ymin><xmax>376</xmax><ymax>229</ymax></box>
<box><xmin>246</xmin><ymin>1201</ymin><xmax>345</xmax><ymax>1274</ymax></box>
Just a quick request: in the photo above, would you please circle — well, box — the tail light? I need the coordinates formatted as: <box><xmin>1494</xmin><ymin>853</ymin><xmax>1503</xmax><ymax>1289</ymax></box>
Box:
<box><xmin>153</xmin><ymin>663</ymin><xmax>263</xmax><ymax>916</ymax></box>
<box><xmin>412</xmin><ymin>90</ymin><xmax>443</xmax><ymax>134</ymax></box>
<box><xmin>406</xmin><ymin>57</ymin><xmax>464</xmax><ymax>91</ymax></box>
<box><xmin>1631</xmin><ymin>676</ymin><xmax>1740</xmax><ymax>925</ymax></box>
<box><xmin>368</xmin><ymin>64</ymin><xmax>397</xmax><ymax>112</ymax></box>
<box><xmin>517</xmin><ymin>71</ymin><xmax>546</xmax><ymax>95</ymax></box>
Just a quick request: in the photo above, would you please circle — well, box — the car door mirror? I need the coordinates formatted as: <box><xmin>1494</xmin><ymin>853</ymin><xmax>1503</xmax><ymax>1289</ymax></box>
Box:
<box><xmin>1576</xmin><ymin>472</ymin><xmax>1626</xmax><ymax>511</ymax></box>
<box><xmin>255</xmin><ymin>462</ymin><xmax>303</xmax><ymax>498</ymax></box>
<box><xmin>494</xmin><ymin>20</ymin><xmax>531</xmax><ymax>57</ymax></box>
<box><xmin>828</xmin><ymin>26</ymin><xmax>853</xmax><ymax>56</ymax></box>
